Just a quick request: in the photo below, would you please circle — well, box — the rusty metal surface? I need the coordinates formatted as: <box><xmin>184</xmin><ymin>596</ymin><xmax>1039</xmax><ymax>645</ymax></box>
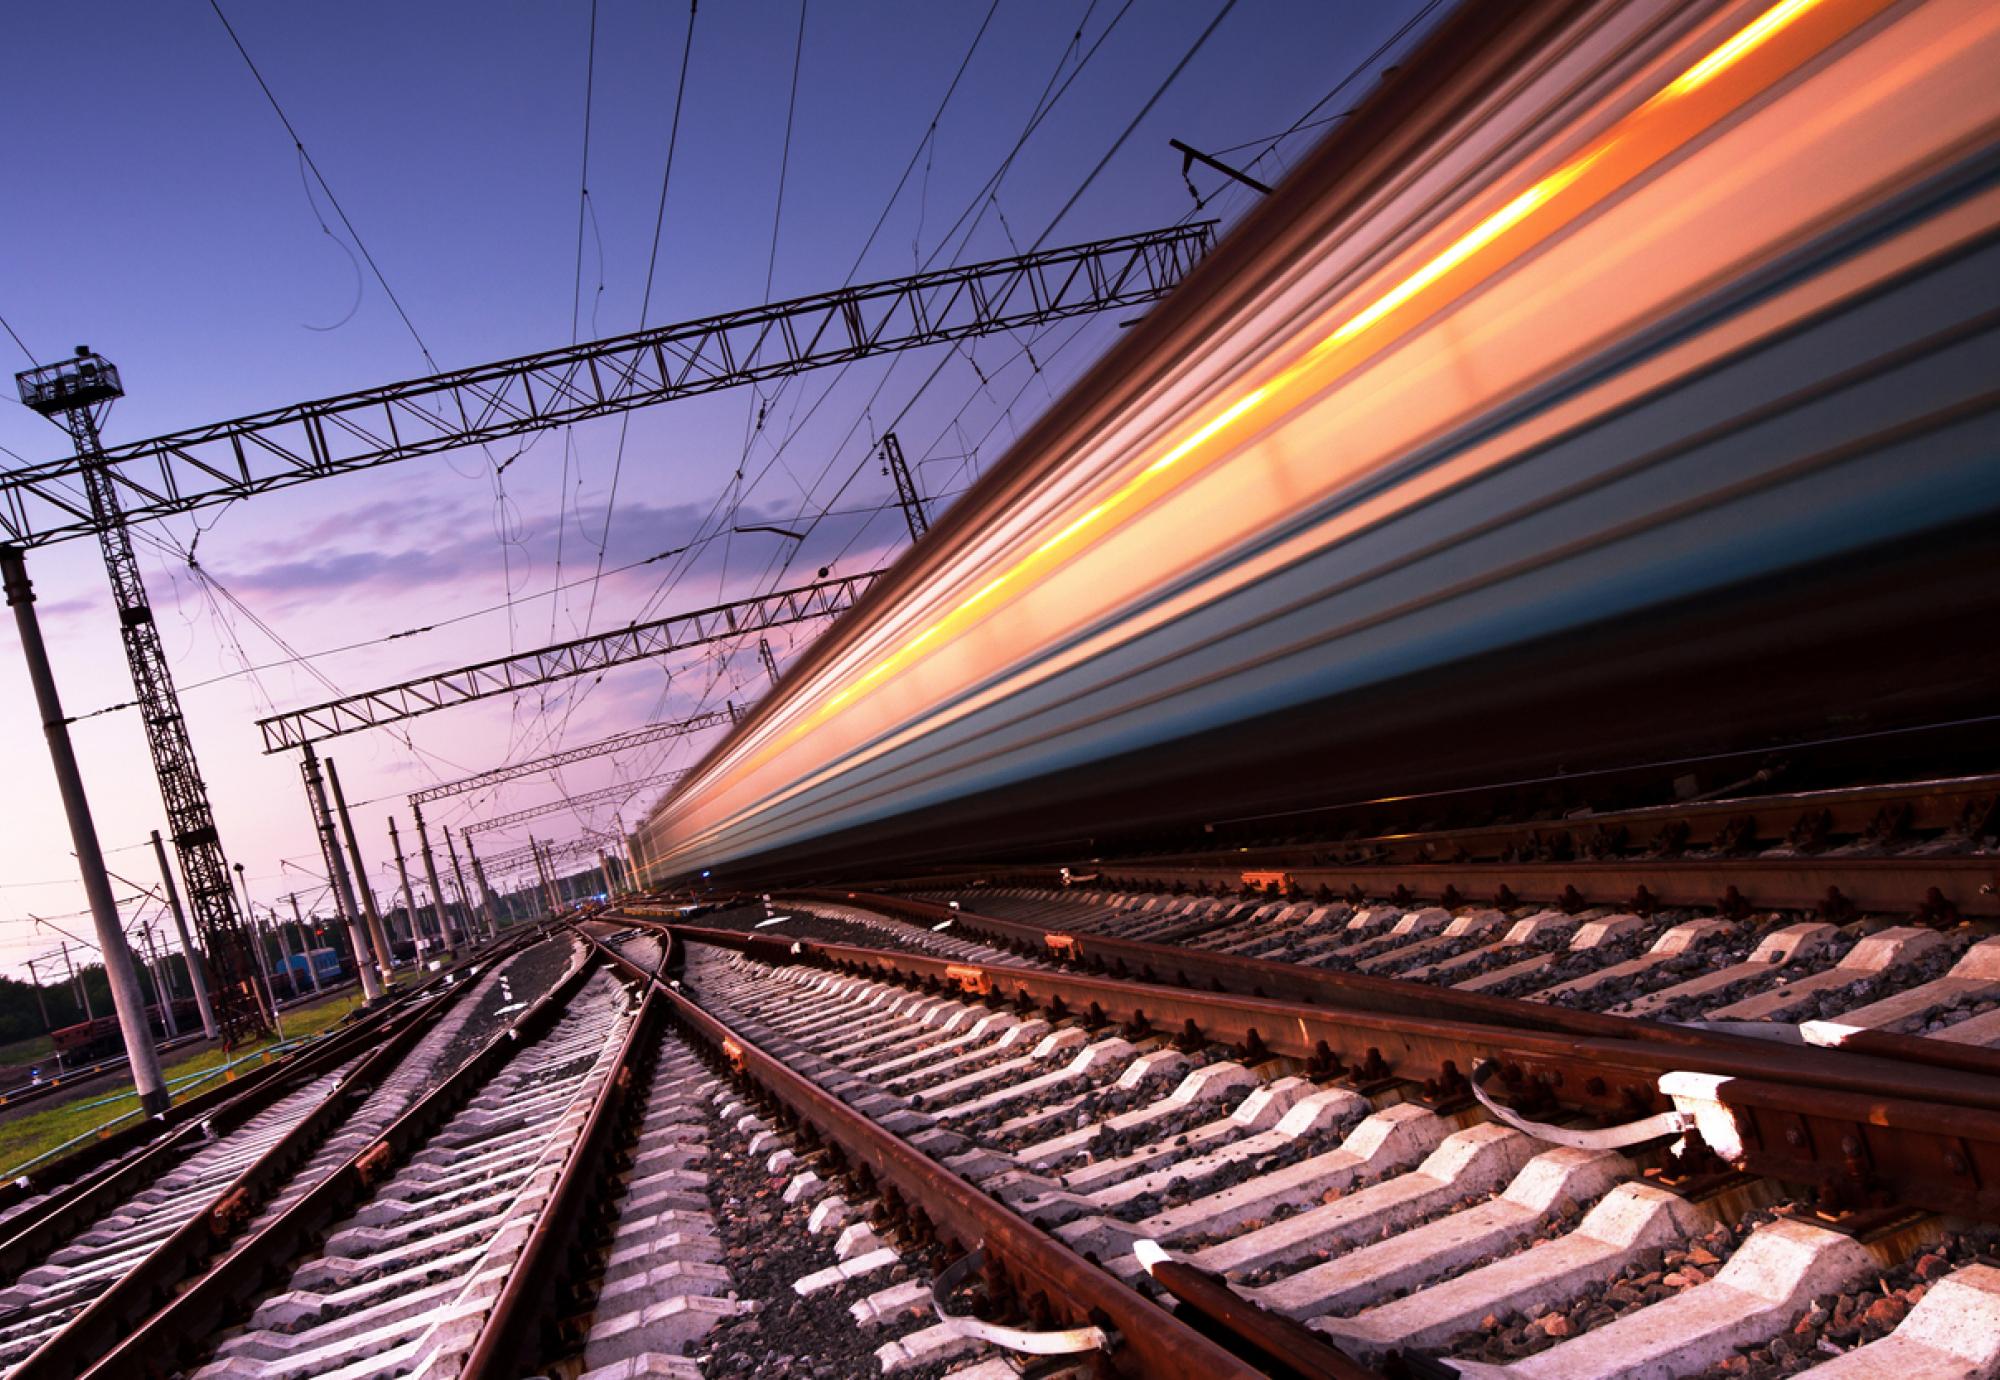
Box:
<box><xmin>802</xmin><ymin>891</ymin><xmax>1996</xmax><ymax>1079</ymax></box>
<box><xmin>648</xmin><ymin>921</ymin><xmax>2000</xmax><ymax>1224</ymax></box>
<box><xmin>460</xmin><ymin>974</ymin><xmax>663</xmax><ymax>1379</ymax></box>
<box><xmin>661</xmin><ymin>921</ymin><xmax>1998</xmax><ymax>1112</ymax></box>
<box><xmin>1080</xmin><ymin>858</ymin><xmax>2000</xmax><ymax>920</ymax></box>
<box><xmin>1145</xmin><ymin>1257</ymin><xmax>1386</xmax><ymax>1380</ymax></box>
<box><xmin>579</xmin><ymin>928</ymin><xmax>1267</xmax><ymax>1380</ymax></box>
<box><xmin>1710</xmin><ymin>1075</ymin><xmax>2000</xmax><ymax>1220</ymax></box>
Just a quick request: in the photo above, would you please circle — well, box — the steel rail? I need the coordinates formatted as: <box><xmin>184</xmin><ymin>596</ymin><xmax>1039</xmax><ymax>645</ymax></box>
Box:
<box><xmin>0</xmin><ymin>967</ymin><xmax>449</xmax><ymax>1252</ymax></box>
<box><xmin>82</xmin><ymin>933</ymin><xmax>594</xmax><ymax>1380</ymax></box>
<box><xmin>576</xmin><ymin>926</ymin><xmax>1274</xmax><ymax>1380</ymax></box>
<box><xmin>648</xmin><ymin>923</ymin><xmax>2000</xmax><ymax>1221</ymax></box>
<box><xmin>0</xmin><ymin>995</ymin><xmax>389</xmax><ymax>1287</ymax></box>
<box><xmin>1084</xmin><ymin>857</ymin><xmax>2000</xmax><ymax>922</ymax></box>
<box><xmin>805</xmin><ymin>889</ymin><xmax>2000</xmax><ymax>1086</ymax></box>
<box><xmin>11</xmin><ymin>953</ymin><xmax>503</xmax><ymax>1380</ymax></box>
<box><xmin>459</xmin><ymin>941</ymin><xmax>666</xmax><ymax>1379</ymax></box>
<box><xmin>1139</xmin><ymin>1252</ymin><xmax>1382</xmax><ymax>1380</ymax></box>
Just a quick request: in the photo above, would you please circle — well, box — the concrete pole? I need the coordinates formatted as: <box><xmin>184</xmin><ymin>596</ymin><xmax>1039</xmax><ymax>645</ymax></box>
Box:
<box><xmin>410</xmin><ymin>802</ymin><xmax>458</xmax><ymax>954</ymax></box>
<box><xmin>287</xmin><ymin>894</ymin><xmax>323</xmax><ymax>992</ymax></box>
<box><xmin>62</xmin><ymin>941</ymin><xmax>92</xmax><ymax>1022</ymax></box>
<box><xmin>443</xmin><ymin>827</ymin><xmax>483</xmax><ymax>942</ymax></box>
<box><xmin>139</xmin><ymin>920</ymin><xmax>178</xmax><ymax>1036</ymax></box>
<box><xmin>24</xmin><ymin>959</ymin><xmax>51</xmax><ymax>1035</ymax></box>
<box><xmin>612</xmin><ymin>812</ymin><xmax>636</xmax><ymax>896</ymax></box>
<box><xmin>233</xmin><ymin>867</ymin><xmax>281</xmax><ymax>1028</ymax></box>
<box><xmin>151</xmin><ymin>829</ymin><xmax>218</xmax><ymax>1039</ymax></box>
<box><xmin>461</xmin><ymin>832</ymin><xmax>502</xmax><ymax>936</ymax></box>
<box><xmin>299</xmin><ymin>744</ymin><xmax>384</xmax><ymax>1002</ymax></box>
<box><xmin>324</xmin><ymin>758</ymin><xmax>395</xmax><ymax>983</ymax></box>
<box><xmin>387</xmin><ymin>818</ymin><xmax>428</xmax><ymax>959</ymax></box>
<box><xmin>269</xmin><ymin>908</ymin><xmax>301</xmax><ymax>998</ymax></box>
<box><xmin>598</xmin><ymin>850</ymin><xmax>615</xmax><ymax>902</ymax></box>
<box><xmin>530</xmin><ymin>836</ymin><xmax>557</xmax><ymax>916</ymax></box>
<box><xmin>623</xmin><ymin>813</ymin><xmax>650</xmax><ymax>896</ymax></box>
<box><xmin>3</xmin><ymin>546</ymin><xmax>169</xmax><ymax>1113</ymax></box>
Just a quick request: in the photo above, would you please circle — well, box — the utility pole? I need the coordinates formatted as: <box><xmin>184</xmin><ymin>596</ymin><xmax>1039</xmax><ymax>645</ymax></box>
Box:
<box><xmin>461</xmin><ymin>831</ymin><xmax>502</xmax><ymax>936</ymax></box>
<box><xmin>623</xmin><ymin>815</ymin><xmax>650</xmax><ymax>895</ymax></box>
<box><xmin>879</xmin><ymin>432</ymin><xmax>930</xmax><ymax>542</ymax></box>
<box><xmin>60</xmin><ymin>941</ymin><xmax>91</xmax><ymax>1022</ymax></box>
<box><xmin>12</xmin><ymin>352</ymin><xmax>266</xmax><ymax>1043</ymax></box>
<box><xmin>287</xmin><ymin>894</ymin><xmax>323</xmax><ymax>993</ymax></box>
<box><xmin>530</xmin><ymin>837</ymin><xmax>558</xmax><ymax>916</ymax></box>
<box><xmin>443</xmin><ymin>827</ymin><xmax>482</xmax><ymax>943</ymax></box>
<box><xmin>597</xmin><ymin>850</ymin><xmax>615</xmax><ymax>902</ymax></box>
<box><xmin>410</xmin><ymin>801</ymin><xmax>458</xmax><ymax>955</ymax></box>
<box><xmin>324</xmin><ymin>757</ymin><xmax>395</xmax><ymax>984</ymax></box>
<box><xmin>387</xmin><ymin>818</ymin><xmax>428</xmax><ymax>959</ymax></box>
<box><xmin>2</xmin><ymin>538</ymin><xmax>167</xmax><ymax>1106</ymax></box>
<box><xmin>23</xmin><ymin>959</ymin><xmax>51</xmax><ymax>1035</ymax></box>
<box><xmin>233</xmin><ymin>867</ymin><xmax>279</xmax><ymax>1027</ymax></box>
<box><xmin>151</xmin><ymin>829</ymin><xmax>218</xmax><ymax>1039</ymax></box>
<box><xmin>139</xmin><ymin>920</ymin><xmax>178</xmax><ymax>1037</ymax></box>
<box><xmin>297</xmin><ymin>744</ymin><xmax>384</xmax><ymax>1001</ymax></box>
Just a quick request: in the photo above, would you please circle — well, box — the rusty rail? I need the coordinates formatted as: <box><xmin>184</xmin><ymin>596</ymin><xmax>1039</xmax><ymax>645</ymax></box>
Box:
<box><xmin>1082</xmin><ymin>858</ymin><xmax>1999</xmax><ymax>922</ymax></box>
<box><xmin>459</xmin><ymin>942</ymin><xmax>666</xmax><ymax>1379</ymax></box>
<box><xmin>649</xmin><ymin>922</ymin><xmax>2000</xmax><ymax>1222</ymax></box>
<box><xmin>795</xmin><ymin>891</ymin><xmax>2000</xmax><ymax>1088</ymax></box>
<box><xmin>82</xmin><ymin>932</ymin><xmax>592</xmax><ymax>1380</ymax></box>
<box><xmin>13</xmin><ymin>953</ymin><xmax>506</xmax><ymax>1380</ymax></box>
<box><xmin>577</xmin><ymin>926</ymin><xmax>1281</xmax><ymax>1379</ymax></box>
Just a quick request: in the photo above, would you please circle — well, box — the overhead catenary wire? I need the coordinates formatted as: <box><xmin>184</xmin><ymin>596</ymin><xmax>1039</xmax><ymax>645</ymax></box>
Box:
<box><xmin>1</xmin><ymin>309</ymin><xmax>39</xmax><ymax>367</ymax></box>
<box><xmin>525</xmin><ymin>2</ymin><xmax>1141</xmax><ymax>768</ymax></box>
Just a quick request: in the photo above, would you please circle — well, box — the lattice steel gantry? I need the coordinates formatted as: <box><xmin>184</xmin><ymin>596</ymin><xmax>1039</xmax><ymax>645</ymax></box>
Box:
<box><xmin>14</xmin><ymin>349</ymin><xmax>270</xmax><ymax>1041</ymax></box>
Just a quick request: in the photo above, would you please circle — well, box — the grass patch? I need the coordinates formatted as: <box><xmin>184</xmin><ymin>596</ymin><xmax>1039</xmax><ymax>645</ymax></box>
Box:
<box><xmin>0</xmin><ymin>1036</ymin><xmax>54</xmax><ymax>1072</ymax></box>
<box><xmin>0</xmin><ymin>987</ymin><xmax>371</xmax><ymax>1178</ymax></box>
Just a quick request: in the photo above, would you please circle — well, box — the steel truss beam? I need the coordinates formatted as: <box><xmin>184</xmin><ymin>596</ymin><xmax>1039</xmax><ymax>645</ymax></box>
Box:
<box><xmin>257</xmin><ymin>569</ymin><xmax>878</xmax><ymax>750</ymax></box>
<box><xmin>409</xmin><ymin>709</ymin><xmax>730</xmax><ymax>806</ymax></box>
<box><xmin>463</xmin><ymin>768</ymin><xmax>689</xmax><ymax>836</ymax></box>
<box><xmin>484</xmin><ymin>833</ymin><xmax>610</xmax><ymax>875</ymax></box>
<box><xmin>1</xmin><ymin>224</ymin><xmax>1215</xmax><ymax>547</ymax></box>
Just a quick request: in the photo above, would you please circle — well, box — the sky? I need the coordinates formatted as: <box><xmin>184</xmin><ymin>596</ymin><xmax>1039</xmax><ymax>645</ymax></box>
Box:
<box><xmin>0</xmin><ymin>0</ymin><xmax>1434</xmax><ymax>982</ymax></box>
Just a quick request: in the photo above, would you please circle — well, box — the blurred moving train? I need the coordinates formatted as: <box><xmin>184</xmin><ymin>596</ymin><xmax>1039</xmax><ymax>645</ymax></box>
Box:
<box><xmin>637</xmin><ymin>0</ymin><xmax>2000</xmax><ymax>882</ymax></box>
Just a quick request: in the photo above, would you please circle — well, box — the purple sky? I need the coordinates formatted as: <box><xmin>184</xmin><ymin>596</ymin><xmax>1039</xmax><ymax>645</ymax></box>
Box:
<box><xmin>0</xmin><ymin>0</ymin><xmax>1431</xmax><ymax>979</ymax></box>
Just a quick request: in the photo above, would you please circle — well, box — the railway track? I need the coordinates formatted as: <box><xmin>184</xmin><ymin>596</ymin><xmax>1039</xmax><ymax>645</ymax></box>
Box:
<box><xmin>0</xmin><ymin>933</ymin><xmax>557</xmax><ymax>1379</ymax></box>
<box><xmin>619</xmin><ymin>919</ymin><xmax>2000</xmax><ymax>1379</ymax></box>
<box><xmin>6</xmin><ymin>897</ymin><xmax>1987</xmax><ymax>1379</ymax></box>
<box><xmin>896</xmin><ymin>882</ymin><xmax>2000</xmax><ymax>1057</ymax></box>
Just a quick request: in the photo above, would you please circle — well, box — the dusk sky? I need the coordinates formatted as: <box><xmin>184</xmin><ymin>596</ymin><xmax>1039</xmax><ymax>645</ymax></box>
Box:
<box><xmin>0</xmin><ymin>0</ymin><xmax>1432</xmax><ymax>980</ymax></box>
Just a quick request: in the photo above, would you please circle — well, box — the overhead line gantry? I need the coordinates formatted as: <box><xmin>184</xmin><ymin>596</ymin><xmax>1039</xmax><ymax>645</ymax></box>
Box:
<box><xmin>408</xmin><ymin>708</ymin><xmax>733</xmax><ymax>805</ymax></box>
<box><xmin>0</xmin><ymin>224</ymin><xmax>1214</xmax><ymax>547</ymax></box>
<box><xmin>4</xmin><ymin>221</ymin><xmax>1212</xmax><ymax>1038</ymax></box>
<box><xmin>256</xmin><ymin>569</ymin><xmax>879</xmax><ymax>750</ymax></box>
<box><xmin>461</xmin><ymin>768</ymin><xmax>690</xmax><ymax>837</ymax></box>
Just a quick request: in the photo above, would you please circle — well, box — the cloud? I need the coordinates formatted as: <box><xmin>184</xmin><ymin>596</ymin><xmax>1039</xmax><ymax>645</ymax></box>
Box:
<box><xmin>202</xmin><ymin>491</ymin><xmax>904</xmax><ymax>615</ymax></box>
